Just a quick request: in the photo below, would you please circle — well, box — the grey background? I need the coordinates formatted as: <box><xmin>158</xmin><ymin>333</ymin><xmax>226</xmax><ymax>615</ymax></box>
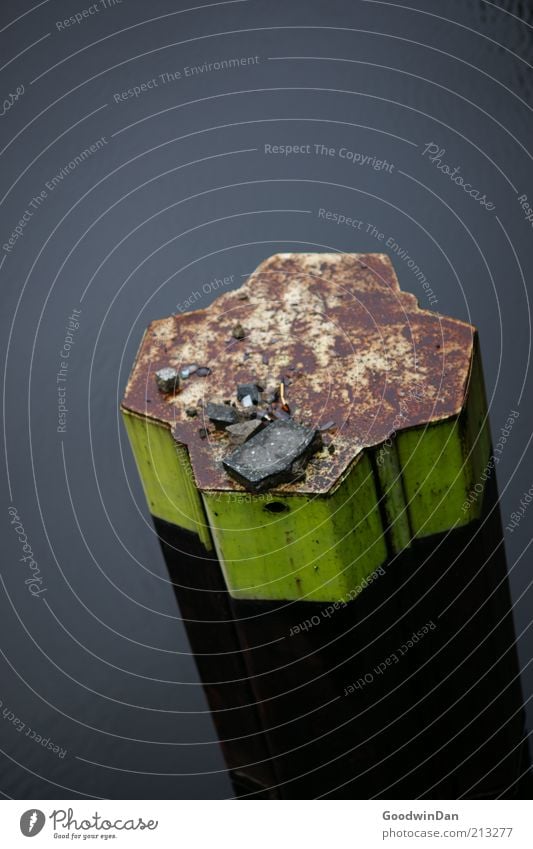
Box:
<box><xmin>0</xmin><ymin>0</ymin><xmax>532</xmax><ymax>798</ymax></box>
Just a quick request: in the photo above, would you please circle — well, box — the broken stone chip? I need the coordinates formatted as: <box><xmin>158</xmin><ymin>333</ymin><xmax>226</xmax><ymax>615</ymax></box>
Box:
<box><xmin>232</xmin><ymin>323</ymin><xmax>246</xmax><ymax>339</ymax></box>
<box><xmin>226</xmin><ymin>419</ymin><xmax>263</xmax><ymax>446</ymax></box>
<box><xmin>206</xmin><ymin>402</ymin><xmax>240</xmax><ymax>428</ymax></box>
<box><xmin>155</xmin><ymin>367</ymin><xmax>179</xmax><ymax>393</ymax></box>
<box><xmin>222</xmin><ymin>419</ymin><xmax>322</xmax><ymax>492</ymax></box>
<box><xmin>179</xmin><ymin>364</ymin><xmax>198</xmax><ymax>379</ymax></box>
<box><xmin>237</xmin><ymin>383</ymin><xmax>262</xmax><ymax>404</ymax></box>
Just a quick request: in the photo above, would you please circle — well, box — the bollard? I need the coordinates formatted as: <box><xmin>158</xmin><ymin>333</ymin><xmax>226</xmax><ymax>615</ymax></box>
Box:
<box><xmin>121</xmin><ymin>253</ymin><xmax>530</xmax><ymax>798</ymax></box>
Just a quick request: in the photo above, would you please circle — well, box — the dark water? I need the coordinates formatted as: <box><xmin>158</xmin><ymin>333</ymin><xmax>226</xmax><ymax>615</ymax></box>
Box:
<box><xmin>1</xmin><ymin>0</ymin><xmax>532</xmax><ymax>799</ymax></box>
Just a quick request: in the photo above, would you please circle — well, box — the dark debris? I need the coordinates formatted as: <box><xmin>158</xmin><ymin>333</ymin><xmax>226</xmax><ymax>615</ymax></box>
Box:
<box><xmin>206</xmin><ymin>402</ymin><xmax>240</xmax><ymax>428</ymax></box>
<box><xmin>222</xmin><ymin>419</ymin><xmax>322</xmax><ymax>492</ymax></box>
<box><xmin>155</xmin><ymin>367</ymin><xmax>179</xmax><ymax>394</ymax></box>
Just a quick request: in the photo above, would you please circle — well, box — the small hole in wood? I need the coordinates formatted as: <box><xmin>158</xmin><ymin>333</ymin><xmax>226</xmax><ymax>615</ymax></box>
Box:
<box><xmin>264</xmin><ymin>501</ymin><xmax>289</xmax><ymax>514</ymax></box>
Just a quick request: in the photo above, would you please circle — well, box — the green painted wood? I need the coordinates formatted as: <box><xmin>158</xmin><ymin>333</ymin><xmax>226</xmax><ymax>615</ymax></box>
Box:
<box><xmin>122</xmin><ymin>410</ymin><xmax>213</xmax><ymax>551</ymax></box>
<box><xmin>396</xmin><ymin>417</ymin><xmax>473</xmax><ymax>538</ymax></box>
<box><xmin>122</xmin><ymin>351</ymin><xmax>492</xmax><ymax>602</ymax></box>
<box><xmin>374</xmin><ymin>440</ymin><xmax>412</xmax><ymax>554</ymax></box>
<box><xmin>462</xmin><ymin>340</ymin><xmax>493</xmax><ymax>504</ymax></box>
<box><xmin>396</xmin><ymin>347</ymin><xmax>490</xmax><ymax>539</ymax></box>
<box><xmin>202</xmin><ymin>452</ymin><xmax>387</xmax><ymax>602</ymax></box>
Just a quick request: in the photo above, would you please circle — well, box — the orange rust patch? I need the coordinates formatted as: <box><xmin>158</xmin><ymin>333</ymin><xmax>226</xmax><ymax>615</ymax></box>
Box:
<box><xmin>121</xmin><ymin>253</ymin><xmax>475</xmax><ymax>494</ymax></box>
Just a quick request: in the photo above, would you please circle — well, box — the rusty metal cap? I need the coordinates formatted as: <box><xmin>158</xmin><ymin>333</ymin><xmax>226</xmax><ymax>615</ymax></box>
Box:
<box><xmin>121</xmin><ymin>253</ymin><xmax>475</xmax><ymax>495</ymax></box>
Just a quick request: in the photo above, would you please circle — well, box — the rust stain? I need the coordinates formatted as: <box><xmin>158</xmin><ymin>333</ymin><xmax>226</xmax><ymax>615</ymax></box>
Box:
<box><xmin>121</xmin><ymin>253</ymin><xmax>475</xmax><ymax>495</ymax></box>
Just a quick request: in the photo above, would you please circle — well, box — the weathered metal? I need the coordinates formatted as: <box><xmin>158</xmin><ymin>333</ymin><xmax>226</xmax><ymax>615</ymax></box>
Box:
<box><xmin>122</xmin><ymin>253</ymin><xmax>474</xmax><ymax>496</ymax></box>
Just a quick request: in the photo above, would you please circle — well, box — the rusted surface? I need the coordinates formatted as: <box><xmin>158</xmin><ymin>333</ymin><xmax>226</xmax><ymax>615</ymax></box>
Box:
<box><xmin>121</xmin><ymin>253</ymin><xmax>475</xmax><ymax>494</ymax></box>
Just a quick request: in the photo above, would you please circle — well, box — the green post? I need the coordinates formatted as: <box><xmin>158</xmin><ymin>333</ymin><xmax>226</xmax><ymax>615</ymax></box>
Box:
<box><xmin>122</xmin><ymin>253</ymin><xmax>529</xmax><ymax>798</ymax></box>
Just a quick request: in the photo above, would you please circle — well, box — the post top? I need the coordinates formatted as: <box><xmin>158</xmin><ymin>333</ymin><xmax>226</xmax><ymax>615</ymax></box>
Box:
<box><xmin>121</xmin><ymin>252</ymin><xmax>475</xmax><ymax>495</ymax></box>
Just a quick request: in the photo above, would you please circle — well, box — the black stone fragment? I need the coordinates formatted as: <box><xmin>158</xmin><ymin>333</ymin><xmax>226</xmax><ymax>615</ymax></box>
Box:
<box><xmin>185</xmin><ymin>408</ymin><xmax>198</xmax><ymax>417</ymax></box>
<box><xmin>226</xmin><ymin>419</ymin><xmax>263</xmax><ymax>446</ymax></box>
<box><xmin>196</xmin><ymin>366</ymin><xmax>211</xmax><ymax>377</ymax></box>
<box><xmin>206</xmin><ymin>402</ymin><xmax>240</xmax><ymax>428</ymax></box>
<box><xmin>222</xmin><ymin>419</ymin><xmax>322</xmax><ymax>492</ymax></box>
<box><xmin>237</xmin><ymin>383</ymin><xmax>262</xmax><ymax>404</ymax></box>
<box><xmin>155</xmin><ymin>367</ymin><xmax>179</xmax><ymax>393</ymax></box>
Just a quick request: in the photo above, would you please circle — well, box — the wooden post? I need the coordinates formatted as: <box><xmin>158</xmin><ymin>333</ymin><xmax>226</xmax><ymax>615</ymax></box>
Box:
<box><xmin>121</xmin><ymin>253</ymin><xmax>530</xmax><ymax>798</ymax></box>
